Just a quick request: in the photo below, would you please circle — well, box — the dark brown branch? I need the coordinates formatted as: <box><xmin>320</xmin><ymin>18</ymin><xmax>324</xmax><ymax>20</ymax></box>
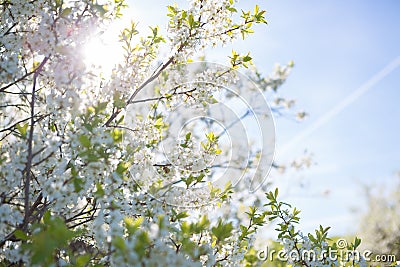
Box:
<box><xmin>2</xmin><ymin>21</ymin><xmax>18</xmax><ymax>36</ymax></box>
<box><xmin>0</xmin><ymin>194</ymin><xmax>45</xmax><ymax>248</ymax></box>
<box><xmin>105</xmin><ymin>124</ymin><xmax>138</xmax><ymax>132</ymax></box>
<box><xmin>0</xmin><ymin>70</ymin><xmax>35</xmax><ymax>93</ymax></box>
<box><xmin>0</xmin><ymin>103</ymin><xmax>28</xmax><ymax>109</ymax></box>
<box><xmin>0</xmin><ymin>117</ymin><xmax>31</xmax><ymax>134</ymax></box>
<box><xmin>129</xmin><ymin>87</ymin><xmax>197</xmax><ymax>105</ymax></box>
<box><xmin>23</xmin><ymin>56</ymin><xmax>49</xmax><ymax>229</ymax></box>
<box><xmin>104</xmin><ymin>41</ymin><xmax>187</xmax><ymax>127</ymax></box>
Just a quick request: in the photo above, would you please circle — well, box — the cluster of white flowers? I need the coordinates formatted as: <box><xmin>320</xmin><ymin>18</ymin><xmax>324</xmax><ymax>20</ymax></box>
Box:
<box><xmin>167</xmin><ymin>0</ymin><xmax>262</xmax><ymax>62</ymax></box>
<box><xmin>0</xmin><ymin>0</ymin><xmax>44</xmax><ymax>84</ymax></box>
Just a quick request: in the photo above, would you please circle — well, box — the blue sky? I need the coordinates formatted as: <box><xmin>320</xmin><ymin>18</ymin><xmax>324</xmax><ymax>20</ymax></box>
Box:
<box><xmin>242</xmin><ymin>0</ymin><xmax>400</xmax><ymax>236</ymax></box>
<box><xmin>123</xmin><ymin>0</ymin><xmax>400</xmax><ymax>236</ymax></box>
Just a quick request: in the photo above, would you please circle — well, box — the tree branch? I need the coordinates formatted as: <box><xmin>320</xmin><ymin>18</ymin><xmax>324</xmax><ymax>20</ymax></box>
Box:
<box><xmin>104</xmin><ymin>41</ymin><xmax>187</xmax><ymax>127</ymax></box>
<box><xmin>23</xmin><ymin>56</ymin><xmax>49</xmax><ymax>229</ymax></box>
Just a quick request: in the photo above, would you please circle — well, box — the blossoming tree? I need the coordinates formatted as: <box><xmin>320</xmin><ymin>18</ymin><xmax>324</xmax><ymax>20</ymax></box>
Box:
<box><xmin>0</xmin><ymin>0</ymin><xmax>378</xmax><ymax>266</ymax></box>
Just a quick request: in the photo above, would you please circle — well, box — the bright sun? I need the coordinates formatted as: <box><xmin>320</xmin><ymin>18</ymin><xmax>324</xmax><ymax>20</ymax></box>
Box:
<box><xmin>81</xmin><ymin>5</ymin><xmax>153</xmax><ymax>76</ymax></box>
<box><xmin>82</xmin><ymin>29</ymin><xmax>123</xmax><ymax>75</ymax></box>
<box><xmin>81</xmin><ymin>6</ymin><xmax>138</xmax><ymax>75</ymax></box>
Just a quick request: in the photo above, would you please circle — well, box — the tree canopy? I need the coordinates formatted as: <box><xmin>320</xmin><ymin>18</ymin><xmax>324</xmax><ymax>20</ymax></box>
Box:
<box><xmin>0</xmin><ymin>0</ymin><xmax>397</xmax><ymax>266</ymax></box>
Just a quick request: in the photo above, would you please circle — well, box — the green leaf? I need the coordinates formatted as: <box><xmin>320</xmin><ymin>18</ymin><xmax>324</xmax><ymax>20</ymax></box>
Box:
<box><xmin>111</xmin><ymin>128</ymin><xmax>123</xmax><ymax>143</ymax></box>
<box><xmin>243</xmin><ymin>54</ymin><xmax>252</xmax><ymax>62</ymax></box>
<box><xmin>73</xmin><ymin>177</ymin><xmax>84</xmax><ymax>192</ymax></box>
<box><xmin>14</xmin><ymin>229</ymin><xmax>28</xmax><ymax>241</ymax></box>
<box><xmin>185</xmin><ymin>132</ymin><xmax>191</xmax><ymax>141</ymax></box>
<box><xmin>274</xmin><ymin>188</ymin><xmax>279</xmax><ymax>198</ymax></box>
<box><xmin>116</xmin><ymin>162</ymin><xmax>129</xmax><ymax>176</ymax></box>
<box><xmin>188</xmin><ymin>13</ymin><xmax>195</xmax><ymax>28</ymax></box>
<box><xmin>78</xmin><ymin>134</ymin><xmax>91</xmax><ymax>148</ymax></box>
<box><xmin>206</xmin><ymin>132</ymin><xmax>217</xmax><ymax>142</ymax></box>
<box><xmin>43</xmin><ymin>211</ymin><xmax>51</xmax><ymax>224</ymax></box>
<box><xmin>171</xmin><ymin>209</ymin><xmax>189</xmax><ymax>222</ymax></box>
<box><xmin>167</xmin><ymin>5</ymin><xmax>177</xmax><ymax>16</ymax></box>
<box><xmin>197</xmin><ymin>215</ymin><xmax>210</xmax><ymax>232</ymax></box>
<box><xmin>254</xmin><ymin>5</ymin><xmax>259</xmax><ymax>15</ymax></box>
<box><xmin>112</xmin><ymin>236</ymin><xmax>126</xmax><ymax>251</ymax></box>
<box><xmin>354</xmin><ymin>237</ymin><xmax>361</xmax><ymax>248</ymax></box>
<box><xmin>95</xmin><ymin>102</ymin><xmax>108</xmax><ymax>114</ymax></box>
<box><xmin>181</xmin><ymin>10</ymin><xmax>187</xmax><ymax>20</ymax></box>
<box><xmin>212</xmin><ymin>219</ymin><xmax>233</xmax><ymax>241</ymax></box>
<box><xmin>60</xmin><ymin>7</ymin><xmax>72</xmax><ymax>17</ymax></box>
<box><xmin>134</xmin><ymin>231</ymin><xmax>150</xmax><ymax>256</ymax></box>
<box><xmin>87</xmin><ymin>106</ymin><xmax>95</xmax><ymax>114</ymax></box>
<box><xmin>50</xmin><ymin>123</ymin><xmax>57</xmax><ymax>132</ymax></box>
<box><xmin>16</xmin><ymin>123</ymin><xmax>28</xmax><ymax>138</ymax></box>
<box><xmin>124</xmin><ymin>217</ymin><xmax>143</xmax><ymax>234</ymax></box>
<box><xmin>154</xmin><ymin>118</ymin><xmax>164</xmax><ymax>129</ymax></box>
<box><xmin>76</xmin><ymin>254</ymin><xmax>91</xmax><ymax>267</ymax></box>
<box><xmin>308</xmin><ymin>233</ymin><xmax>317</xmax><ymax>243</ymax></box>
<box><xmin>181</xmin><ymin>221</ymin><xmax>191</xmax><ymax>234</ymax></box>
<box><xmin>113</xmin><ymin>92</ymin><xmax>125</xmax><ymax>108</ymax></box>
<box><xmin>175</xmin><ymin>211</ymin><xmax>189</xmax><ymax>221</ymax></box>
<box><xmin>30</xmin><ymin>213</ymin><xmax>77</xmax><ymax>265</ymax></box>
<box><xmin>93</xmin><ymin>4</ymin><xmax>108</xmax><ymax>16</ymax></box>
<box><xmin>55</xmin><ymin>0</ymin><xmax>62</xmax><ymax>8</ymax></box>
<box><xmin>95</xmin><ymin>182</ymin><xmax>105</xmax><ymax>197</ymax></box>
